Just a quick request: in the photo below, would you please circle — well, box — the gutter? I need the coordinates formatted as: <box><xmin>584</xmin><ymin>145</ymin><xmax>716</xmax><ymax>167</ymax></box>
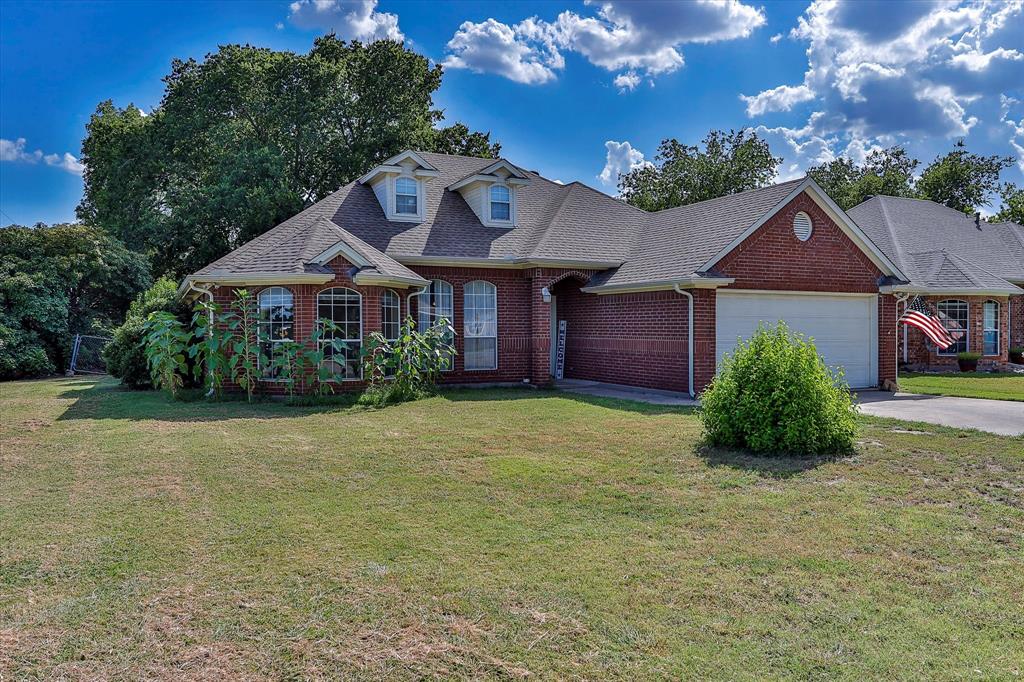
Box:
<box><xmin>672</xmin><ymin>284</ymin><xmax>697</xmax><ymax>399</ymax></box>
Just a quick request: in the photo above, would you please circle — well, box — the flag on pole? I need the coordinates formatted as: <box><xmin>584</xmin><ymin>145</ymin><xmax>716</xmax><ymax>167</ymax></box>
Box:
<box><xmin>898</xmin><ymin>296</ymin><xmax>957</xmax><ymax>349</ymax></box>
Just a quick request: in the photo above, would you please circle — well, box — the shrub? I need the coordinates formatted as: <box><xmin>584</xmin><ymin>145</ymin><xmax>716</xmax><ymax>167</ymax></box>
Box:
<box><xmin>104</xmin><ymin>277</ymin><xmax>183</xmax><ymax>388</ymax></box>
<box><xmin>957</xmin><ymin>352</ymin><xmax>982</xmax><ymax>361</ymax></box>
<box><xmin>0</xmin><ymin>324</ymin><xmax>55</xmax><ymax>379</ymax></box>
<box><xmin>700</xmin><ymin>322</ymin><xmax>857</xmax><ymax>455</ymax></box>
<box><xmin>142</xmin><ymin>312</ymin><xmax>192</xmax><ymax>397</ymax></box>
<box><xmin>359</xmin><ymin>316</ymin><xmax>455</xmax><ymax>407</ymax></box>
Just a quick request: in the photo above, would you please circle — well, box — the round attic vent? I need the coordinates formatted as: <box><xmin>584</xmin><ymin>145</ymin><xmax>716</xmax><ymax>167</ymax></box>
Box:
<box><xmin>793</xmin><ymin>211</ymin><xmax>813</xmax><ymax>241</ymax></box>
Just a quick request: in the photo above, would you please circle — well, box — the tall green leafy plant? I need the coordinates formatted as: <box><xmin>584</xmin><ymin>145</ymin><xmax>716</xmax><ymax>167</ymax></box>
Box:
<box><xmin>142</xmin><ymin>312</ymin><xmax>192</xmax><ymax>397</ymax></box>
<box><xmin>189</xmin><ymin>299</ymin><xmax>230</xmax><ymax>397</ymax></box>
<box><xmin>360</xmin><ymin>316</ymin><xmax>455</xmax><ymax>406</ymax></box>
<box><xmin>223</xmin><ymin>289</ymin><xmax>266</xmax><ymax>402</ymax></box>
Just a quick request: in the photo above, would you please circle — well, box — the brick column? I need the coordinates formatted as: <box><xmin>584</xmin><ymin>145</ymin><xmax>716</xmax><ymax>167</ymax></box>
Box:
<box><xmin>691</xmin><ymin>288</ymin><xmax>717</xmax><ymax>394</ymax></box>
<box><xmin>879</xmin><ymin>293</ymin><xmax>897</xmax><ymax>388</ymax></box>
<box><xmin>528</xmin><ymin>269</ymin><xmax>553</xmax><ymax>386</ymax></box>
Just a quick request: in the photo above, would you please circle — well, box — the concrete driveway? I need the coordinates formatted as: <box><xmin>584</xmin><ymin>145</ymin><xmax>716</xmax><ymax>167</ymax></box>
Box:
<box><xmin>857</xmin><ymin>391</ymin><xmax>1024</xmax><ymax>436</ymax></box>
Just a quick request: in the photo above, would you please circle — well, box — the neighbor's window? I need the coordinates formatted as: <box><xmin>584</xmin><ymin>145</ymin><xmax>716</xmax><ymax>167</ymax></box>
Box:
<box><xmin>381</xmin><ymin>289</ymin><xmax>400</xmax><ymax>342</ymax></box>
<box><xmin>464</xmin><ymin>280</ymin><xmax>497</xmax><ymax>370</ymax></box>
<box><xmin>317</xmin><ymin>287</ymin><xmax>362</xmax><ymax>380</ymax></box>
<box><xmin>490</xmin><ymin>185</ymin><xmax>511</xmax><ymax>221</ymax></box>
<box><xmin>936</xmin><ymin>299</ymin><xmax>968</xmax><ymax>355</ymax></box>
<box><xmin>395</xmin><ymin>177</ymin><xmax>418</xmax><ymax>215</ymax></box>
<box><xmin>983</xmin><ymin>300</ymin><xmax>1000</xmax><ymax>355</ymax></box>
<box><xmin>418</xmin><ymin>279</ymin><xmax>454</xmax><ymax>369</ymax></box>
<box><xmin>257</xmin><ymin>287</ymin><xmax>294</xmax><ymax>378</ymax></box>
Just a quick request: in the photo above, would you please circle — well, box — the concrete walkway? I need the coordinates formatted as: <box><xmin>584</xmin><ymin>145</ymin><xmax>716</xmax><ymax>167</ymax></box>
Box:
<box><xmin>857</xmin><ymin>391</ymin><xmax>1024</xmax><ymax>436</ymax></box>
<box><xmin>555</xmin><ymin>379</ymin><xmax>697</xmax><ymax>406</ymax></box>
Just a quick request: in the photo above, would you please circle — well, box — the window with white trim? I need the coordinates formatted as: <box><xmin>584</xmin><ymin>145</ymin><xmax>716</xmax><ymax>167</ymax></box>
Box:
<box><xmin>257</xmin><ymin>287</ymin><xmax>294</xmax><ymax>378</ymax></box>
<box><xmin>381</xmin><ymin>289</ymin><xmax>401</xmax><ymax>342</ymax></box>
<box><xmin>464</xmin><ymin>281</ymin><xmax>497</xmax><ymax>370</ymax></box>
<box><xmin>418</xmin><ymin>280</ymin><xmax>454</xmax><ymax>369</ymax></box>
<box><xmin>936</xmin><ymin>299</ymin><xmax>968</xmax><ymax>355</ymax></box>
<box><xmin>983</xmin><ymin>300</ymin><xmax>1000</xmax><ymax>355</ymax></box>
<box><xmin>317</xmin><ymin>287</ymin><xmax>362</xmax><ymax>379</ymax></box>
<box><xmin>395</xmin><ymin>177</ymin><xmax>418</xmax><ymax>215</ymax></box>
<box><xmin>490</xmin><ymin>185</ymin><xmax>511</xmax><ymax>221</ymax></box>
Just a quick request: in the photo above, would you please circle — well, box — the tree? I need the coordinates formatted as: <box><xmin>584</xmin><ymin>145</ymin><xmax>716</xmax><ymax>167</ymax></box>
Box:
<box><xmin>995</xmin><ymin>183</ymin><xmax>1024</xmax><ymax>225</ymax></box>
<box><xmin>0</xmin><ymin>224</ymin><xmax>151</xmax><ymax>376</ymax></box>
<box><xmin>618</xmin><ymin>129</ymin><xmax>781</xmax><ymax>211</ymax></box>
<box><xmin>79</xmin><ymin>36</ymin><xmax>500</xmax><ymax>278</ymax></box>
<box><xmin>808</xmin><ymin>146</ymin><xmax>918</xmax><ymax>210</ymax></box>
<box><xmin>916</xmin><ymin>140</ymin><xmax>1014</xmax><ymax>214</ymax></box>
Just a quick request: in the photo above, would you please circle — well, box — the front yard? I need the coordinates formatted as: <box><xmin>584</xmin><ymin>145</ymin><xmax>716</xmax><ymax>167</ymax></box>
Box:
<box><xmin>2</xmin><ymin>377</ymin><xmax>1022</xmax><ymax>679</ymax></box>
<box><xmin>899</xmin><ymin>371</ymin><xmax>1024</xmax><ymax>401</ymax></box>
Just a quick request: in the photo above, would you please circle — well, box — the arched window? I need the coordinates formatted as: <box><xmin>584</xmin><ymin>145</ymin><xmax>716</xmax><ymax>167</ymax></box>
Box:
<box><xmin>418</xmin><ymin>280</ymin><xmax>453</xmax><ymax>331</ymax></box>
<box><xmin>983</xmin><ymin>300</ymin><xmax>1000</xmax><ymax>355</ymax></box>
<box><xmin>317</xmin><ymin>287</ymin><xmax>362</xmax><ymax>380</ymax></box>
<box><xmin>490</xmin><ymin>185</ymin><xmax>511</xmax><ymax>221</ymax></box>
<box><xmin>464</xmin><ymin>281</ymin><xmax>497</xmax><ymax>370</ymax></box>
<box><xmin>381</xmin><ymin>289</ymin><xmax>401</xmax><ymax>342</ymax></box>
<box><xmin>418</xmin><ymin>280</ymin><xmax>454</xmax><ymax>370</ymax></box>
<box><xmin>257</xmin><ymin>287</ymin><xmax>294</xmax><ymax>378</ymax></box>
<box><xmin>936</xmin><ymin>299</ymin><xmax>968</xmax><ymax>355</ymax></box>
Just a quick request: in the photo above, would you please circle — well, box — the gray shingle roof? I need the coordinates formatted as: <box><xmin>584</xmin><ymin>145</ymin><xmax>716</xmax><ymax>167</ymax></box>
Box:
<box><xmin>848</xmin><ymin>196</ymin><xmax>1024</xmax><ymax>294</ymax></box>
<box><xmin>189</xmin><ymin>151</ymin><xmax>1021</xmax><ymax>297</ymax></box>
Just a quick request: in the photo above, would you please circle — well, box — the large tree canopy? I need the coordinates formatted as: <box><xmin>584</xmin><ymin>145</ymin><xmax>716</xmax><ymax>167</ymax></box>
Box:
<box><xmin>618</xmin><ymin>129</ymin><xmax>781</xmax><ymax>212</ymax></box>
<box><xmin>78</xmin><ymin>36</ymin><xmax>500</xmax><ymax>278</ymax></box>
<box><xmin>0</xmin><ymin>224</ymin><xmax>151</xmax><ymax>378</ymax></box>
<box><xmin>995</xmin><ymin>183</ymin><xmax>1024</xmax><ymax>226</ymax></box>
<box><xmin>808</xmin><ymin>146</ymin><xmax>918</xmax><ymax>211</ymax></box>
<box><xmin>916</xmin><ymin>140</ymin><xmax>1014</xmax><ymax>215</ymax></box>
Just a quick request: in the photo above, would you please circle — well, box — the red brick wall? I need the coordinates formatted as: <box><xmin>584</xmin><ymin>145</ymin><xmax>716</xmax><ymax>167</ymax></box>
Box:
<box><xmin>716</xmin><ymin>191</ymin><xmax>884</xmax><ymax>293</ymax></box>
<box><xmin>1010</xmin><ymin>295</ymin><xmax>1023</xmax><ymax>354</ymax></box>
<box><xmin>901</xmin><ymin>295</ymin><xmax>1011</xmax><ymax>369</ymax></box>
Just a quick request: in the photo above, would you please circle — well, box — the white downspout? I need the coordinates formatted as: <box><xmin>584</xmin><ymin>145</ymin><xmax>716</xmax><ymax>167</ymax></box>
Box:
<box><xmin>187</xmin><ymin>280</ymin><xmax>216</xmax><ymax>397</ymax></box>
<box><xmin>407</xmin><ymin>284</ymin><xmax>430</xmax><ymax>323</ymax></box>
<box><xmin>673</xmin><ymin>284</ymin><xmax>696</xmax><ymax>399</ymax></box>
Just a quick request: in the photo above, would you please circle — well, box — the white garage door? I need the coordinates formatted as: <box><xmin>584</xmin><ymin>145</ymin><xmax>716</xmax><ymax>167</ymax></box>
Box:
<box><xmin>716</xmin><ymin>291</ymin><xmax>877</xmax><ymax>388</ymax></box>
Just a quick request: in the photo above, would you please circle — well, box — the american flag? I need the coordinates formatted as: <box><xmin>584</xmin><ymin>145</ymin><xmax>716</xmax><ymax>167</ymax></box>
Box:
<box><xmin>899</xmin><ymin>296</ymin><xmax>958</xmax><ymax>349</ymax></box>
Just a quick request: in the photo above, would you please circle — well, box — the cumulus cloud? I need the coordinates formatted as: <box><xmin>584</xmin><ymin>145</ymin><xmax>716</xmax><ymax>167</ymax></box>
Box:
<box><xmin>0</xmin><ymin>137</ymin><xmax>84</xmax><ymax>175</ymax></box>
<box><xmin>443</xmin><ymin>18</ymin><xmax>561</xmax><ymax>85</ymax></box>
<box><xmin>770</xmin><ymin>33</ymin><xmax>783</xmax><ymax>44</ymax></box>
<box><xmin>739</xmin><ymin>0</ymin><xmax>1023</xmax><ymax>176</ymax></box>
<box><xmin>1001</xmin><ymin>94</ymin><xmax>1024</xmax><ymax>172</ymax></box>
<box><xmin>613</xmin><ymin>71</ymin><xmax>641</xmax><ymax>93</ymax></box>
<box><xmin>598</xmin><ymin>140</ymin><xmax>649</xmax><ymax>186</ymax></box>
<box><xmin>443</xmin><ymin>0</ymin><xmax>764</xmax><ymax>91</ymax></box>
<box><xmin>288</xmin><ymin>0</ymin><xmax>402</xmax><ymax>41</ymax></box>
<box><xmin>741</xmin><ymin>83</ymin><xmax>815</xmax><ymax>116</ymax></box>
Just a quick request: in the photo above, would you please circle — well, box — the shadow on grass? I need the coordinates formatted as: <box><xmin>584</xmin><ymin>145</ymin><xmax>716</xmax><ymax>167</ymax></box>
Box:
<box><xmin>695</xmin><ymin>442</ymin><xmax>849</xmax><ymax>479</ymax></box>
<box><xmin>52</xmin><ymin>377</ymin><xmax>693</xmax><ymax>423</ymax></box>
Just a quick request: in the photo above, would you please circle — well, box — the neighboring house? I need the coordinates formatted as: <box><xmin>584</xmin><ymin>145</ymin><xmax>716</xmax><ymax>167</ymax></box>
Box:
<box><xmin>849</xmin><ymin>197</ymin><xmax>1024</xmax><ymax>369</ymax></box>
<box><xmin>181</xmin><ymin>150</ymin><xmax>1023</xmax><ymax>396</ymax></box>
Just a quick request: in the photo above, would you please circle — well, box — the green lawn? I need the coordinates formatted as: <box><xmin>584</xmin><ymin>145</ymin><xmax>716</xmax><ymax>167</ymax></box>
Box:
<box><xmin>2</xmin><ymin>377</ymin><xmax>1022</xmax><ymax>680</ymax></box>
<box><xmin>899</xmin><ymin>371</ymin><xmax>1024</xmax><ymax>401</ymax></box>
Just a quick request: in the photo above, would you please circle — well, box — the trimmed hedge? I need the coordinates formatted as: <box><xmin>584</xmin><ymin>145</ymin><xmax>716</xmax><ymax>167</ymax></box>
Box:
<box><xmin>700</xmin><ymin>322</ymin><xmax>858</xmax><ymax>455</ymax></box>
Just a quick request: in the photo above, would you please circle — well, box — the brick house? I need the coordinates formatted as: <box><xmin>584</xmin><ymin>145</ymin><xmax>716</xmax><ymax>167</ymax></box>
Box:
<box><xmin>181</xmin><ymin>150</ymin><xmax>1024</xmax><ymax>396</ymax></box>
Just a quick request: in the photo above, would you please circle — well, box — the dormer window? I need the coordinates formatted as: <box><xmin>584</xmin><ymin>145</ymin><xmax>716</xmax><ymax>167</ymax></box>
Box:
<box><xmin>395</xmin><ymin>177</ymin><xmax>418</xmax><ymax>215</ymax></box>
<box><xmin>490</xmin><ymin>185</ymin><xmax>511</xmax><ymax>221</ymax></box>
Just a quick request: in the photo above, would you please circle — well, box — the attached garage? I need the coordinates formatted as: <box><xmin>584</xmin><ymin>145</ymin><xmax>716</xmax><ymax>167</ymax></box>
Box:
<box><xmin>716</xmin><ymin>291</ymin><xmax>878</xmax><ymax>388</ymax></box>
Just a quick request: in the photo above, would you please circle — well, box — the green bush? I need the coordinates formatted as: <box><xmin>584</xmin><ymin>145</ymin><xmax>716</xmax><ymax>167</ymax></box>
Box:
<box><xmin>956</xmin><ymin>352</ymin><xmax>981</xmax><ymax>361</ymax></box>
<box><xmin>104</xmin><ymin>277</ymin><xmax>182</xmax><ymax>388</ymax></box>
<box><xmin>359</xmin><ymin>316</ymin><xmax>455</xmax><ymax>407</ymax></box>
<box><xmin>0</xmin><ymin>324</ymin><xmax>56</xmax><ymax>379</ymax></box>
<box><xmin>700</xmin><ymin>322</ymin><xmax>857</xmax><ymax>455</ymax></box>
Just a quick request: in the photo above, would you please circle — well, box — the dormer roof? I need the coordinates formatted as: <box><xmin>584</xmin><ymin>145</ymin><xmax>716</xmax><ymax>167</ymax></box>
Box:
<box><xmin>357</xmin><ymin>150</ymin><xmax>440</xmax><ymax>185</ymax></box>
<box><xmin>447</xmin><ymin>159</ymin><xmax>531</xmax><ymax>191</ymax></box>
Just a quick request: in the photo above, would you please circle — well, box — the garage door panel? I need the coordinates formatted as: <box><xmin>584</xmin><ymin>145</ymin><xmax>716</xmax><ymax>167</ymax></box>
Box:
<box><xmin>716</xmin><ymin>293</ymin><xmax>876</xmax><ymax>388</ymax></box>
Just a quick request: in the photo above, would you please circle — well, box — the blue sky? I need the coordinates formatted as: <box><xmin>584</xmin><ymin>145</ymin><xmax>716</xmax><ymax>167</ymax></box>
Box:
<box><xmin>1</xmin><ymin>0</ymin><xmax>1022</xmax><ymax>227</ymax></box>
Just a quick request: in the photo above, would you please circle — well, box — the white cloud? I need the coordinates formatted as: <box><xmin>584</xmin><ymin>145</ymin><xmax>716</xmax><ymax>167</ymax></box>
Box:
<box><xmin>598</xmin><ymin>140</ymin><xmax>649</xmax><ymax>186</ymax></box>
<box><xmin>741</xmin><ymin>83</ymin><xmax>815</xmax><ymax>116</ymax></box>
<box><xmin>443</xmin><ymin>18</ymin><xmax>561</xmax><ymax>85</ymax></box>
<box><xmin>770</xmin><ymin>33</ymin><xmax>783</xmax><ymax>44</ymax></box>
<box><xmin>739</xmin><ymin>0</ymin><xmax>1023</xmax><ymax>175</ymax></box>
<box><xmin>1001</xmin><ymin>94</ymin><xmax>1024</xmax><ymax>172</ymax></box>
<box><xmin>443</xmin><ymin>0</ymin><xmax>764</xmax><ymax>89</ymax></box>
<box><xmin>288</xmin><ymin>0</ymin><xmax>402</xmax><ymax>41</ymax></box>
<box><xmin>613</xmin><ymin>71</ymin><xmax>641</xmax><ymax>93</ymax></box>
<box><xmin>0</xmin><ymin>137</ymin><xmax>84</xmax><ymax>175</ymax></box>
<box><xmin>275</xmin><ymin>21</ymin><xmax>285</xmax><ymax>30</ymax></box>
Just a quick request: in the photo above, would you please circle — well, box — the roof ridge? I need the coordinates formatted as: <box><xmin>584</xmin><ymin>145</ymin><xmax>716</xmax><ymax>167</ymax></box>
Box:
<box><xmin>650</xmin><ymin>177</ymin><xmax>806</xmax><ymax>217</ymax></box>
<box><xmin>876</xmin><ymin>195</ymin><xmax>910</xmax><ymax>272</ymax></box>
<box><xmin>944</xmin><ymin>250</ymin><xmax>1020</xmax><ymax>287</ymax></box>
